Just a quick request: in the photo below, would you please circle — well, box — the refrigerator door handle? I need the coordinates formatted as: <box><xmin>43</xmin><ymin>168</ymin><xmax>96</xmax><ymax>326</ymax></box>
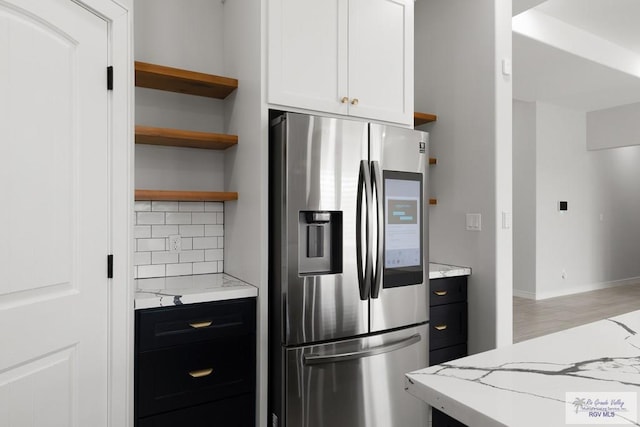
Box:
<box><xmin>371</xmin><ymin>160</ymin><xmax>384</xmax><ymax>298</ymax></box>
<box><xmin>303</xmin><ymin>334</ymin><xmax>421</xmax><ymax>365</ymax></box>
<box><xmin>356</xmin><ymin>160</ymin><xmax>373</xmax><ymax>300</ymax></box>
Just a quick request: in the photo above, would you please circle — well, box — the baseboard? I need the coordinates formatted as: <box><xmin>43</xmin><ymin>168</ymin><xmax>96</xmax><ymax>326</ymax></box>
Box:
<box><xmin>513</xmin><ymin>289</ymin><xmax>536</xmax><ymax>299</ymax></box>
<box><xmin>534</xmin><ymin>276</ymin><xmax>640</xmax><ymax>300</ymax></box>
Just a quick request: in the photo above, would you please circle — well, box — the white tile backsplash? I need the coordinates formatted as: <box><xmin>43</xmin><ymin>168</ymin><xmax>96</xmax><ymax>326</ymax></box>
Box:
<box><xmin>166</xmin><ymin>263</ymin><xmax>193</xmax><ymax>277</ymax></box>
<box><xmin>179</xmin><ymin>201</ymin><xmax>205</xmax><ymax>212</ymax></box>
<box><xmin>205</xmin><ymin>202</ymin><xmax>224</xmax><ymax>212</ymax></box>
<box><xmin>179</xmin><ymin>250</ymin><xmax>205</xmax><ymax>263</ymax></box>
<box><xmin>193</xmin><ymin>237</ymin><xmax>218</xmax><ymax>250</ymax></box>
<box><xmin>192</xmin><ymin>212</ymin><xmax>218</xmax><ymax>224</ymax></box>
<box><xmin>137</xmin><ymin>212</ymin><xmax>165</xmax><ymax>225</ymax></box>
<box><xmin>134</xmin><ymin>225</ymin><xmax>151</xmax><ymax>238</ymax></box>
<box><xmin>134</xmin><ymin>201</ymin><xmax>151</xmax><ymax>212</ymax></box>
<box><xmin>138</xmin><ymin>264</ymin><xmax>166</xmax><ymax>279</ymax></box>
<box><xmin>193</xmin><ymin>261</ymin><xmax>218</xmax><ymax>275</ymax></box>
<box><xmin>179</xmin><ymin>224</ymin><xmax>205</xmax><ymax>237</ymax></box>
<box><xmin>152</xmin><ymin>251</ymin><xmax>179</xmax><ymax>265</ymax></box>
<box><xmin>134</xmin><ymin>201</ymin><xmax>224</xmax><ymax>278</ymax></box>
<box><xmin>182</xmin><ymin>238</ymin><xmax>193</xmax><ymax>250</ymax></box>
<box><xmin>205</xmin><ymin>248</ymin><xmax>223</xmax><ymax>262</ymax></box>
<box><xmin>166</xmin><ymin>212</ymin><xmax>191</xmax><ymax>225</ymax></box>
<box><xmin>151</xmin><ymin>225</ymin><xmax>179</xmax><ymax>238</ymax></box>
<box><xmin>151</xmin><ymin>201</ymin><xmax>179</xmax><ymax>212</ymax></box>
<box><xmin>134</xmin><ymin>252</ymin><xmax>151</xmax><ymax>266</ymax></box>
<box><xmin>137</xmin><ymin>238</ymin><xmax>166</xmax><ymax>252</ymax></box>
<box><xmin>205</xmin><ymin>224</ymin><xmax>224</xmax><ymax>237</ymax></box>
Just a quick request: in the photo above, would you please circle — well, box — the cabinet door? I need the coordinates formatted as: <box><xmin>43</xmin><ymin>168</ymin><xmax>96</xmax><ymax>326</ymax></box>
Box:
<box><xmin>348</xmin><ymin>0</ymin><xmax>413</xmax><ymax>125</ymax></box>
<box><xmin>268</xmin><ymin>0</ymin><xmax>348</xmax><ymax>114</ymax></box>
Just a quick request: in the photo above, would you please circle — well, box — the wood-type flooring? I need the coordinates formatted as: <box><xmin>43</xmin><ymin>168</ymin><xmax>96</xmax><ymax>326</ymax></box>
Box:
<box><xmin>513</xmin><ymin>283</ymin><xmax>640</xmax><ymax>342</ymax></box>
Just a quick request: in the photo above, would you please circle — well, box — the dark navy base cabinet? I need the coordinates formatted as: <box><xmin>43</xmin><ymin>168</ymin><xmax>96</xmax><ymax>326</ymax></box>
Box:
<box><xmin>135</xmin><ymin>298</ymin><xmax>256</xmax><ymax>427</ymax></box>
<box><xmin>429</xmin><ymin>276</ymin><xmax>468</xmax><ymax>427</ymax></box>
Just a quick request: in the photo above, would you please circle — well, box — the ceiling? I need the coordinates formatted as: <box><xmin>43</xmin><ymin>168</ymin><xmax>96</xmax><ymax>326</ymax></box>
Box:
<box><xmin>534</xmin><ymin>0</ymin><xmax>640</xmax><ymax>56</ymax></box>
<box><xmin>512</xmin><ymin>0</ymin><xmax>640</xmax><ymax>112</ymax></box>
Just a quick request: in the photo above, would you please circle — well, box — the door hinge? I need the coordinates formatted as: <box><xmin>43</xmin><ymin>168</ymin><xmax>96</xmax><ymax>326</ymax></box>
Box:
<box><xmin>107</xmin><ymin>254</ymin><xmax>114</xmax><ymax>279</ymax></box>
<box><xmin>107</xmin><ymin>66</ymin><xmax>113</xmax><ymax>90</ymax></box>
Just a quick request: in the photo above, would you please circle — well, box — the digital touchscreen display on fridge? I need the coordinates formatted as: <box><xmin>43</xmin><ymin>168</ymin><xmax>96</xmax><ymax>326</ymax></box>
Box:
<box><xmin>383</xmin><ymin>171</ymin><xmax>423</xmax><ymax>287</ymax></box>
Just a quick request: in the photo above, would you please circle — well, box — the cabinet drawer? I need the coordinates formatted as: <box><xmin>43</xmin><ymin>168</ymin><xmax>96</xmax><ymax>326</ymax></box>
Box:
<box><xmin>136</xmin><ymin>298</ymin><xmax>256</xmax><ymax>351</ymax></box>
<box><xmin>430</xmin><ymin>302</ymin><xmax>467</xmax><ymax>351</ymax></box>
<box><xmin>136</xmin><ymin>335</ymin><xmax>255</xmax><ymax>418</ymax></box>
<box><xmin>429</xmin><ymin>343</ymin><xmax>467</xmax><ymax>366</ymax></box>
<box><xmin>430</xmin><ymin>277</ymin><xmax>467</xmax><ymax>307</ymax></box>
<box><xmin>137</xmin><ymin>393</ymin><xmax>254</xmax><ymax>427</ymax></box>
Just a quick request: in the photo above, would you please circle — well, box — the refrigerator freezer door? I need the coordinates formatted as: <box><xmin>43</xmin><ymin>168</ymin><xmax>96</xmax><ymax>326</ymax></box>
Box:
<box><xmin>274</xmin><ymin>113</ymin><xmax>370</xmax><ymax>346</ymax></box>
<box><xmin>369</xmin><ymin>124</ymin><xmax>429</xmax><ymax>332</ymax></box>
<box><xmin>284</xmin><ymin>324</ymin><xmax>428</xmax><ymax>427</ymax></box>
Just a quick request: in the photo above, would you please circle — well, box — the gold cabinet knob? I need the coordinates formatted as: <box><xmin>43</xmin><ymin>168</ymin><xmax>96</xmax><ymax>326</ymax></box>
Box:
<box><xmin>351</xmin><ymin>98</ymin><xmax>359</xmax><ymax>106</ymax></box>
<box><xmin>341</xmin><ymin>96</ymin><xmax>349</xmax><ymax>104</ymax></box>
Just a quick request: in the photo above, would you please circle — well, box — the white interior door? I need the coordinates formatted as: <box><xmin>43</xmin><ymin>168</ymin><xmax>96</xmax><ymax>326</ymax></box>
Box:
<box><xmin>0</xmin><ymin>0</ymin><xmax>109</xmax><ymax>426</ymax></box>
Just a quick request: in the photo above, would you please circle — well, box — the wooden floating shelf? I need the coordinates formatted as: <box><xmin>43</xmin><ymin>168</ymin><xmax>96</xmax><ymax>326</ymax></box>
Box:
<box><xmin>429</xmin><ymin>198</ymin><xmax>437</xmax><ymax>205</ymax></box>
<box><xmin>429</xmin><ymin>157</ymin><xmax>437</xmax><ymax>165</ymax></box>
<box><xmin>135</xmin><ymin>61</ymin><xmax>238</xmax><ymax>99</ymax></box>
<box><xmin>414</xmin><ymin>112</ymin><xmax>437</xmax><ymax>127</ymax></box>
<box><xmin>135</xmin><ymin>125</ymin><xmax>238</xmax><ymax>150</ymax></box>
<box><xmin>135</xmin><ymin>190</ymin><xmax>238</xmax><ymax>202</ymax></box>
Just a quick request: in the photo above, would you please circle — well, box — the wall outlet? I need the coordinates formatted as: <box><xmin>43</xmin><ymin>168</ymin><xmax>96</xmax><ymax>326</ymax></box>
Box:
<box><xmin>168</xmin><ymin>235</ymin><xmax>182</xmax><ymax>253</ymax></box>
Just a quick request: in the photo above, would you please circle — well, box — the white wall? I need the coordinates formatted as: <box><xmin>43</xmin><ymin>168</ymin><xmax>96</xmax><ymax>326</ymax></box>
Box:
<box><xmin>134</xmin><ymin>2</ymin><xmax>269</xmax><ymax>426</ymax></box>
<box><xmin>415</xmin><ymin>0</ymin><xmax>513</xmax><ymax>353</ymax></box>
<box><xmin>587</xmin><ymin>102</ymin><xmax>640</xmax><ymax>150</ymax></box>
<box><xmin>513</xmin><ymin>100</ymin><xmax>536</xmax><ymax>297</ymax></box>
<box><xmin>494</xmin><ymin>0</ymin><xmax>514</xmax><ymax>348</ymax></box>
<box><xmin>222</xmin><ymin>1</ymin><xmax>269</xmax><ymax>426</ymax></box>
<box><xmin>514</xmin><ymin>101</ymin><xmax>640</xmax><ymax>299</ymax></box>
<box><xmin>134</xmin><ymin>0</ymin><xmax>228</xmax><ymax>190</ymax></box>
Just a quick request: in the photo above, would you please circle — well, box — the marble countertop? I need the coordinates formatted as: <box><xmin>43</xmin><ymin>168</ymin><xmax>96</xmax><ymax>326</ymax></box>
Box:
<box><xmin>406</xmin><ymin>310</ymin><xmax>640</xmax><ymax>426</ymax></box>
<box><xmin>429</xmin><ymin>262</ymin><xmax>472</xmax><ymax>279</ymax></box>
<box><xmin>134</xmin><ymin>273</ymin><xmax>258</xmax><ymax>310</ymax></box>
<box><xmin>134</xmin><ymin>263</ymin><xmax>464</xmax><ymax>310</ymax></box>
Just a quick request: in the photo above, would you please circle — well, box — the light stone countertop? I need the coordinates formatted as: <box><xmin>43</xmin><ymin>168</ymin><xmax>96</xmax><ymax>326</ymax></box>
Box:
<box><xmin>134</xmin><ymin>273</ymin><xmax>257</xmax><ymax>310</ymax></box>
<box><xmin>134</xmin><ymin>263</ymin><xmax>466</xmax><ymax>310</ymax></box>
<box><xmin>429</xmin><ymin>262</ymin><xmax>472</xmax><ymax>279</ymax></box>
<box><xmin>406</xmin><ymin>310</ymin><xmax>640</xmax><ymax>426</ymax></box>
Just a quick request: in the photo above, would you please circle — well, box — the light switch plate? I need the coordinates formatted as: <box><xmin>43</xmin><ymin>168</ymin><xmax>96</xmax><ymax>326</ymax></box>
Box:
<box><xmin>466</xmin><ymin>213</ymin><xmax>482</xmax><ymax>231</ymax></box>
<box><xmin>502</xmin><ymin>211</ymin><xmax>512</xmax><ymax>229</ymax></box>
<box><xmin>502</xmin><ymin>58</ymin><xmax>512</xmax><ymax>76</ymax></box>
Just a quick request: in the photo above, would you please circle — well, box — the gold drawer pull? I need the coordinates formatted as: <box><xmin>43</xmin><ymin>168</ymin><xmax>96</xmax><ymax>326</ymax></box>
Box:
<box><xmin>434</xmin><ymin>290</ymin><xmax>448</xmax><ymax>296</ymax></box>
<box><xmin>188</xmin><ymin>368</ymin><xmax>213</xmax><ymax>378</ymax></box>
<box><xmin>189</xmin><ymin>321</ymin><xmax>213</xmax><ymax>329</ymax></box>
<box><xmin>434</xmin><ymin>325</ymin><xmax>448</xmax><ymax>331</ymax></box>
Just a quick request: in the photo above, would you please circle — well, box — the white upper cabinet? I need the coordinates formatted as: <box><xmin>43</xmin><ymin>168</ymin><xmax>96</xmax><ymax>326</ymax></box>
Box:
<box><xmin>268</xmin><ymin>0</ymin><xmax>414</xmax><ymax>125</ymax></box>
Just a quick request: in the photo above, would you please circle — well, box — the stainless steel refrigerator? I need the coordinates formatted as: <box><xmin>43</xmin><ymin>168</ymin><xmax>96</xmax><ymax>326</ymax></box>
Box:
<box><xmin>269</xmin><ymin>112</ymin><xmax>429</xmax><ymax>427</ymax></box>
